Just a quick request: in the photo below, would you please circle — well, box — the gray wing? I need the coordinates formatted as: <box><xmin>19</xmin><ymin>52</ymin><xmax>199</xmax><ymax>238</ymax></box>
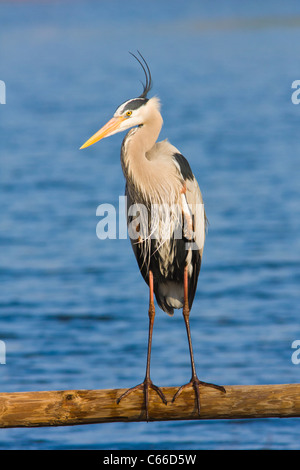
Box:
<box><xmin>184</xmin><ymin>172</ymin><xmax>206</xmax><ymax>257</ymax></box>
<box><xmin>173</xmin><ymin>153</ymin><xmax>206</xmax><ymax>309</ymax></box>
<box><xmin>125</xmin><ymin>184</ymin><xmax>151</xmax><ymax>286</ymax></box>
<box><xmin>173</xmin><ymin>152</ymin><xmax>206</xmax><ymax>257</ymax></box>
<box><xmin>125</xmin><ymin>152</ymin><xmax>206</xmax><ymax>311</ymax></box>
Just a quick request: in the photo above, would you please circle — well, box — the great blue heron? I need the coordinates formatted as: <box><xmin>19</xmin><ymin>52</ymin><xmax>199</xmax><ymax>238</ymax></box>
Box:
<box><xmin>80</xmin><ymin>52</ymin><xmax>225</xmax><ymax>419</ymax></box>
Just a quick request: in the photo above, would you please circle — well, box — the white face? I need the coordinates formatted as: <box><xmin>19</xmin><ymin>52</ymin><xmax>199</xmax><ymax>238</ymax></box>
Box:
<box><xmin>113</xmin><ymin>98</ymin><xmax>148</xmax><ymax>134</ymax></box>
<box><xmin>80</xmin><ymin>97</ymin><xmax>155</xmax><ymax>149</ymax></box>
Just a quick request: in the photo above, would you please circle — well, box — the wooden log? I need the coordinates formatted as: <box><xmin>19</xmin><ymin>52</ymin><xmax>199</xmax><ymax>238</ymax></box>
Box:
<box><xmin>0</xmin><ymin>384</ymin><xmax>300</xmax><ymax>428</ymax></box>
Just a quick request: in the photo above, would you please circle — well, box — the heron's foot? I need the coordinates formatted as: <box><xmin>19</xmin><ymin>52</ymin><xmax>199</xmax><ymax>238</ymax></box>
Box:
<box><xmin>117</xmin><ymin>377</ymin><xmax>167</xmax><ymax>421</ymax></box>
<box><xmin>172</xmin><ymin>375</ymin><xmax>226</xmax><ymax>416</ymax></box>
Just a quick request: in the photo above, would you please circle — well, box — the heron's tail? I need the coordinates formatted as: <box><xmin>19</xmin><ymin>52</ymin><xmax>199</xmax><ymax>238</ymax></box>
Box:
<box><xmin>155</xmin><ymin>282</ymin><xmax>184</xmax><ymax>316</ymax></box>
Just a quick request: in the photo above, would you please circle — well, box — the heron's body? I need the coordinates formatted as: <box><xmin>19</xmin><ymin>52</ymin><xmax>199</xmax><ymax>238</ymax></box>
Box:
<box><xmin>80</xmin><ymin>53</ymin><xmax>224</xmax><ymax>419</ymax></box>
<box><xmin>121</xmin><ymin>97</ymin><xmax>205</xmax><ymax>315</ymax></box>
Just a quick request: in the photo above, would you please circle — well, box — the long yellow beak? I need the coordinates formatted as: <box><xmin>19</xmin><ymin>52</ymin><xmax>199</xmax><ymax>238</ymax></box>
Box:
<box><xmin>80</xmin><ymin>116</ymin><xmax>125</xmax><ymax>149</ymax></box>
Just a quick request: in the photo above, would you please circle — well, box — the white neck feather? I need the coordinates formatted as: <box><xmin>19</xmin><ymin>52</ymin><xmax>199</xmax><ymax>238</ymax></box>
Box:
<box><xmin>121</xmin><ymin>98</ymin><xmax>182</xmax><ymax>205</ymax></box>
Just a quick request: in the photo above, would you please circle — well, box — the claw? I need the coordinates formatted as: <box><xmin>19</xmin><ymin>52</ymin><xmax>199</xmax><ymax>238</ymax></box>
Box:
<box><xmin>117</xmin><ymin>378</ymin><xmax>167</xmax><ymax>421</ymax></box>
<box><xmin>172</xmin><ymin>376</ymin><xmax>226</xmax><ymax>415</ymax></box>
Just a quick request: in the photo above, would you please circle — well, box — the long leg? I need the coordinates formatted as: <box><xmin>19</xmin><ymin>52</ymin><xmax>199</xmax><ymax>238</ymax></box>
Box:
<box><xmin>117</xmin><ymin>270</ymin><xmax>167</xmax><ymax>420</ymax></box>
<box><xmin>172</xmin><ymin>266</ymin><xmax>225</xmax><ymax>415</ymax></box>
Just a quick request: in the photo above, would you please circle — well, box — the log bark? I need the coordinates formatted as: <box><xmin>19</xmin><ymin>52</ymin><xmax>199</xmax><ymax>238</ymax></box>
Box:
<box><xmin>0</xmin><ymin>384</ymin><xmax>300</xmax><ymax>428</ymax></box>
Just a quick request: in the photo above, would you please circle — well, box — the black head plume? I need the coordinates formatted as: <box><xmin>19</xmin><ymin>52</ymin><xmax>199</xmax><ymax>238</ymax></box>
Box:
<box><xmin>129</xmin><ymin>51</ymin><xmax>152</xmax><ymax>99</ymax></box>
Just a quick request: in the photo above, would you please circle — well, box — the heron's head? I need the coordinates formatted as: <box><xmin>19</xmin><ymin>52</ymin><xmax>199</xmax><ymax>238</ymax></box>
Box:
<box><xmin>80</xmin><ymin>52</ymin><xmax>157</xmax><ymax>150</ymax></box>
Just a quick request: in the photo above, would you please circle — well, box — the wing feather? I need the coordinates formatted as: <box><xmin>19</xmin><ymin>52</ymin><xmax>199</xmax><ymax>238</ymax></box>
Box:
<box><xmin>172</xmin><ymin>153</ymin><xmax>206</xmax><ymax>309</ymax></box>
<box><xmin>124</xmin><ymin>149</ymin><xmax>206</xmax><ymax>313</ymax></box>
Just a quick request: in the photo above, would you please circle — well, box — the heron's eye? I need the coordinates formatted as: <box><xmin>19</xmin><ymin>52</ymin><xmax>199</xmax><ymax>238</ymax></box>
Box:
<box><xmin>126</xmin><ymin>110</ymin><xmax>132</xmax><ymax>117</ymax></box>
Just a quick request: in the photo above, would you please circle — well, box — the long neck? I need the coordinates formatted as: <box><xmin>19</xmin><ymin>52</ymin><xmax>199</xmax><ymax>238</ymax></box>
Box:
<box><xmin>121</xmin><ymin>108</ymin><xmax>163</xmax><ymax>200</ymax></box>
<box><xmin>121</xmin><ymin>102</ymin><xmax>182</xmax><ymax>205</ymax></box>
<box><xmin>122</xmin><ymin>106</ymin><xmax>162</xmax><ymax>162</ymax></box>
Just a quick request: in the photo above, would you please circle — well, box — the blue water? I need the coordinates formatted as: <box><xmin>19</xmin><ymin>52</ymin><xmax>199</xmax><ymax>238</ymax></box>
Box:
<box><xmin>1</xmin><ymin>0</ymin><xmax>300</xmax><ymax>449</ymax></box>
